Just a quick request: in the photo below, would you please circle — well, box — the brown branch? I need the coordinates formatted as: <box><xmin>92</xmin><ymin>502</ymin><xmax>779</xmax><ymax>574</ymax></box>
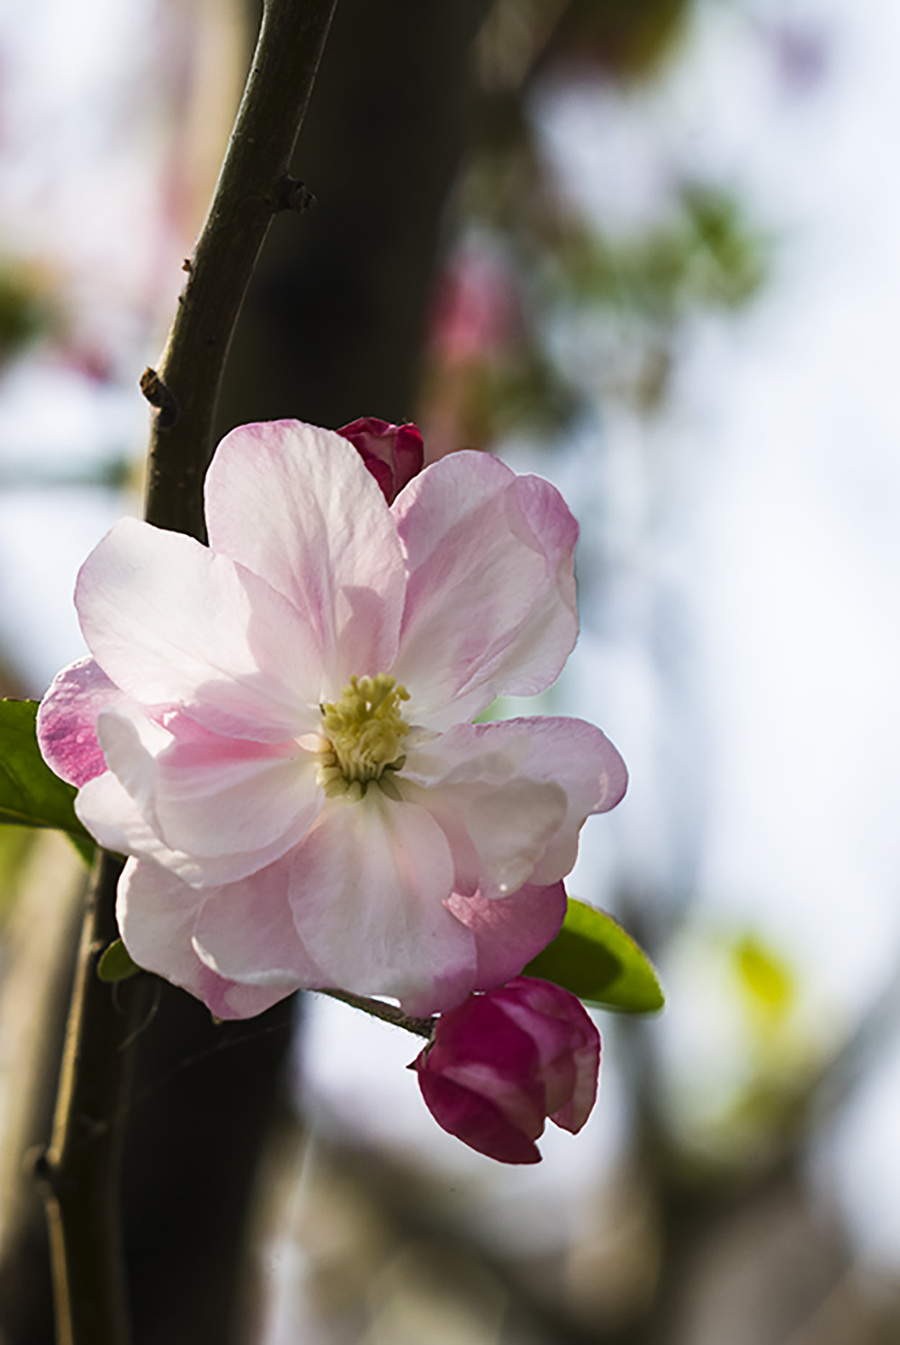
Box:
<box><xmin>319</xmin><ymin>988</ymin><xmax>436</xmax><ymax>1040</ymax></box>
<box><xmin>32</xmin><ymin>852</ymin><xmax>145</xmax><ymax>1345</ymax></box>
<box><xmin>144</xmin><ymin>0</ymin><xmax>338</xmax><ymax>540</ymax></box>
<box><xmin>0</xmin><ymin>834</ymin><xmax>87</xmax><ymax>1343</ymax></box>
<box><xmin>36</xmin><ymin>2</ymin><xmax>339</xmax><ymax>1341</ymax></box>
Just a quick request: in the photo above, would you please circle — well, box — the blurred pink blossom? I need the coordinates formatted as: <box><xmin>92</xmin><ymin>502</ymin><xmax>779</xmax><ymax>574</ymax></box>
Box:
<box><xmin>428</xmin><ymin>246</ymin><xmax>520</xmax><ymax>365</ymax></box>
<box><xmin>415</xmin><ymin>976</ymin><xmax>600</xmax><ymax>1163</ymax></box>
<box><xmin>38</xmin><ymin>420</ymin><xmax>626</xmax><ymax>1018</ymax></box>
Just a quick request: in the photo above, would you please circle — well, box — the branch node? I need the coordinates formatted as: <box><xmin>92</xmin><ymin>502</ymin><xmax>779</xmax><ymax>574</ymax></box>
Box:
<box><xmin>270</xmin><ymin>174</ymin><xmax>316</xmax><ymax>213</ymax></box>
<box><xmin>27</xmin><ymin>1144</ymin><xmax>69</xmax><ymax>1206</ymax></box>
<box><xmin>139</xmin><ymin>367</ymin><xmax>179</xmax><ymax>429</ymax></box>
<box><xmin>27</xmin><ymin>1143</ymin><xmax>52</xmax><ymax>1188</ymax></box>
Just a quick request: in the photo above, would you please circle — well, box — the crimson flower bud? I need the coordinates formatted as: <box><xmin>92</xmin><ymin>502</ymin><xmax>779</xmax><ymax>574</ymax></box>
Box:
<box><xmin>414</xmin><ymin>976</ymin><xmax>600</xmax><ymax>1164</ymax></box>
<box><xmin>337</xmin><ymin>416</ymin><xmax>424</xmax><ymax>504</ymax></box>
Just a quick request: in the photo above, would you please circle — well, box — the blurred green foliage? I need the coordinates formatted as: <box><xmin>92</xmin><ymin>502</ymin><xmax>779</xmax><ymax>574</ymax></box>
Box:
<box><xmin>477</xmin><ymin>0</ymin><xmax>692</xmax><ymax>94</ymax></box>
<box><xmin>558</xmin><ymin>186</ymin><xmax>767</xmax><ymax>320</ymax></box>
<box><xmin>0</xmin><ymin>263</ymin><xmax>48</xmax><ymax>366</ymax></box>
<box><xmin>0</xmin><ymin>825</ymin><xmax>38</xmax><ymax>929</ymax></box>
<box><xmin>423</xmin><ymin>0</ymin><xmax>769</xmax><ymax>445</ymax></box>
<box><xmin>734</xmin><ymin>932</ymin><xmax>797</xmax><ymax>1022</ymax></box>
<box><xmin>547</xmin><ymin>0</ymin><xmax>692</xmax><ymax>80</ymax></box>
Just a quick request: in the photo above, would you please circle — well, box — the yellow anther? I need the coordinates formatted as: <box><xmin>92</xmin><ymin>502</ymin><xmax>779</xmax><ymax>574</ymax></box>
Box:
<box><xmin>319</xmin><ymin>674</ymin><xmax>410</xmax><ymax>796</ymax></box>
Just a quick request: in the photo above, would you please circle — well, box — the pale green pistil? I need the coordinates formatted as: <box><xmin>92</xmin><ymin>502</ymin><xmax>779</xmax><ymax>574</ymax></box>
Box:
<box><xmin>319</xmin><ymin>674</ymin><xmax>410</xmax><ymax>800</ymax></box>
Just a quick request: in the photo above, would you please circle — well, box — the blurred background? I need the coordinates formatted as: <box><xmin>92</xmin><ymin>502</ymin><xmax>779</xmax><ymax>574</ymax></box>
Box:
<box><xmin>1</xmin><ymin>0</ymin><xmax>900</xmax><ymax>1342</ymax></box>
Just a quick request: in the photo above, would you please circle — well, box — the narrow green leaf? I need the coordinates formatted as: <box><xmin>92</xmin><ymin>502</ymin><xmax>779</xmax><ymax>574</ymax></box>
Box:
<box><xmin>524</xmin><ymin>898</ymin><xmax>664</xmax><ymax>1014</ymax></box>
<box><xmin>0</xmin><ymin>699</ymin><xmax>92</xmax><ymax>840</ymax></box>
<box><xmin>97</xmin><ymin>939</ymin><xmax>141</xmax><ymax>983</ymax></box>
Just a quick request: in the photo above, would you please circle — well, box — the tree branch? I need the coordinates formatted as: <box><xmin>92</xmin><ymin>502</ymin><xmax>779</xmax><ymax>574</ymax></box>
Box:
<box><xmin>319</xmin><ymin>988</ymin><xmax>436</xmax><ymax>1040</ymax></box>
<box><xmin>33</xmin><ymin>852</ymin><xmax>144</xmax><ymax>1345</ymax></box>
<box><xmin>37</xmin><ymin>2</ymin><xmax>339</xmax><ymax>1341</ymax></box>
<box><xmin>144</xmin><ymin>0</ymin><xmax>338</xmax><ymax>540</ymax></box>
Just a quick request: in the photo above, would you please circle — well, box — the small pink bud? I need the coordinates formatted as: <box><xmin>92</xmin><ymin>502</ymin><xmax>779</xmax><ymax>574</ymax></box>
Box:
<box><xmin>415</xmin><ymin>976</ymin><xmax>600</xmax><ymax>1164</ymax></box>
<box><xmin>337</xmin><ymin>417</ymin><xmax>424</xmax><ymax>504</ymax></box>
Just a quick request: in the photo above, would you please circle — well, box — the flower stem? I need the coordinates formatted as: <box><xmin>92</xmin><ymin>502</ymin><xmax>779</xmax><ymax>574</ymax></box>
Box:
<box><xmin>318</xmin><ymin>989</ymin><xmax>435</xmax><ymax>1040</ymax></box>
<box><xmin>37</xmin><ymin>2</ymin><xmax>339</xmax><ymax>1341</ymax></box>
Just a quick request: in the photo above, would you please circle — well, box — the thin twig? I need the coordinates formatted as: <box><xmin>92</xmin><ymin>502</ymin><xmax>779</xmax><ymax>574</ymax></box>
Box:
<box><xmin>318</xmin><ymin>989</ymin><xmax>436</xmax><ymax>1040</ymax></box>
<box><xmin>37</xmin><ymin>3</ymin><xmax>339</xmax><ymax>1341</ymax></box>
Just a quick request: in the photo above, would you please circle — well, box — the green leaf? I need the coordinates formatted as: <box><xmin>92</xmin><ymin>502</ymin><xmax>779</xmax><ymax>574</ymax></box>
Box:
<box><xmin>524</xmin><ymin>898</ymin><xmax>664</xmax><ymax>1014</ymax></box>
<box><xmin>0</xmin><ymin>699</ymin><xmax>92</xmax><ymax>841</ymax></box>
<box><xmin>97</xmin><ymin>939</ymin><xmax>141</xmax><ymax>983</ymax></box>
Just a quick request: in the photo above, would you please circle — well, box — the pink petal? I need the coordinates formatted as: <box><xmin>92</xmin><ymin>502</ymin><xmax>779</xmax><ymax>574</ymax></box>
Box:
<box><xmin>444</xmin><ymin>881</ymin><xmax>567</xmax><ymax>990</ymax></box>
<box><xmin>37</xmin><ymin>657</ymin><xmax>130</xmax><ymax>786</ymax></box>
<box><xmin>77</xmin><ymin>518</ymin><xmax>322</xmax><ymax>742</ymax></box>
<box><xmin>416</xmin><ymin>994</ymin><xmax>547</xmax><ymax>1155</ymax></box>
<box><xmin>426</xmin><ymin>999</ymin><xmax>546</xmax><ymax>1134</ymax></box>
<box><xmin>549</xmin><ymin>1036</ymin><xmax>600</xmax><ymax>1134</ymax></box>
<box><xmin>392</xmin><ymin>452</ymin><xmax>578</xmax><ymax>727</ymax></box>
<box><xmin>495</xmin><ymin>978</ymin><xmax>600</xmax><ymax>1133</ymax></box>
<box><xmin>493</xmin><ymin>990</ymin><xmax>578</xmax><ymax>1116</ymax></box>
<box><xmin>414</xmin><ymin>1069</ymin><xmax>541</xmax><ymax>1164</ymax></box>
<box><xmin>149</xmin><ymin>720</ymin><xmax>321</xmax><ymax>858</ymax></box>
<box><xmin>95</xmin><ymin>706</ymin><xmax>321</xmax><ymax>884</ymax></box>
<box><xmin>117</xmin><ymin>859</ymin><xmax>294</xmax><ymax>1020</ymax></box>
<box><xmin>288</xmin><ymin>794</ymin><xmax>477</xmax><ymax>1014</ymax></box>
<box><xmin>204</xmin><ymin>421</ymin><xmax>406</xmax><ymax>683</ymax></box>
<box><xmin>190</xmin><ymin>859</ymin><xmax>328</xmax><ymax>987</ymax></box>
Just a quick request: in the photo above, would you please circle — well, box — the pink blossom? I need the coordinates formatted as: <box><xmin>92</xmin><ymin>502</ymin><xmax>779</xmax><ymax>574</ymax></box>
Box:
<box><xmin>337</xmin><ymin>417</ymin><xmax>424</xmax><ymax>503</ymax></box>
<box><xmin>37</xmin><ymin>420</ymin><xmax>626</xmax><ymax>1019</ymax></box>
<box><xmin>428</xmin><ymin>246</ymin><xmax>520</xmax><ymax>365</ymax></box>
<box><xmin>415</xmin><ymin>976</ymin><xmax>600</xmax><ymax>1163</ymax></box>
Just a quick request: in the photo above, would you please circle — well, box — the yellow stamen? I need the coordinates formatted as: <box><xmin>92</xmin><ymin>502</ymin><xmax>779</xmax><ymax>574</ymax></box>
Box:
<box><xmin>319</xmin><ymin>674</ymin><xmax>410</xmax><ymax>798</ymax></box>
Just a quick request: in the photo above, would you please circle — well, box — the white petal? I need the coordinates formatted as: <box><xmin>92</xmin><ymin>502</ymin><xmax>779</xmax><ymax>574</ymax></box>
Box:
<box><xmin>458</xmin><ymin>779</ymin><xmax>567</xmax><ymax>897</ymax></box>
<box><xmin>288</xmin><ymin>793</ymin><xmax>477</xmax><ymax>1014</ymax></box>
<box><xmin>205</xmin><ymin>421</ymin><xmax>406</xmax><ymax>683</ymax></box>
<box><xmin>76</xmin><ymin>759</ymin><xmax>170</xmax><ymax>861</ymax></box>
<box><xmin>506</xmin><ymin>717</ymin><xmax>628</xmax><ymax>884</ymax></box>
<box><xmin>404</xmin><ymin>716</ymin><xmax>626</xmax><ymax>895</ymax></box>
<box><xmin>76</xmin><ymin>763</ymin><xmax>315</xmax><ymax>889</ymax></box>
<box><xmin>404</xmin><ymin>776</ymin><xmax>566</xmax><ymax>901</ymax></box>
<box><xmin>77</xmin><ymin>517</ymin><xmax>322</xmax><ymax>741</ymax></box>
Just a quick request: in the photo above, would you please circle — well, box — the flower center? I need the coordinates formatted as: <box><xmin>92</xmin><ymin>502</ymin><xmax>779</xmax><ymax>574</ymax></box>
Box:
<box><xmin>318</xmin><ymin>674</ymin><xmax>410</xmax><ymax>799</ymax></box>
